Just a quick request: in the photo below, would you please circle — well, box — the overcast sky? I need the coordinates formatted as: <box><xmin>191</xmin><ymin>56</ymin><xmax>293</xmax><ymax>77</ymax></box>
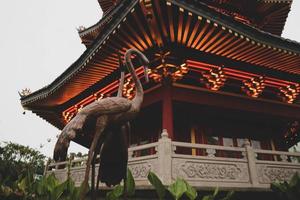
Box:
<box><xmin>0</xmin><ymin>1</ymin><xmax>300</xmax><ymax>157</ymax></box>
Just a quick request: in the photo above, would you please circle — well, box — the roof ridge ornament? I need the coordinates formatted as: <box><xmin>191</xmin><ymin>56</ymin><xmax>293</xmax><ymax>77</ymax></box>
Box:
<box><xmin>76</xmin><ymin>26</ymin><xmax>86</xmax><ymax>32</ymax></box>
<box><xmin>18</xmin><ymin>88</ymin><xmax>32</xmax><ymax>98</ymax></box>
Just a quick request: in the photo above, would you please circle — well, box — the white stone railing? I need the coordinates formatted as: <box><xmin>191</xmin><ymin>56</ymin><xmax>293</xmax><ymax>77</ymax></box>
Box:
<box><xmin>171</xmin><ymin>141</ymin><xmax>250</xmax><ymax>188</ymax></box>
<box><xmin>253</xmin><ymin>149</ymin><xmax>300</xmax><ymax>186</ymax></box>
<box><xmin>45</xmin><ymin>129</ymin><xmax>300</xmax><ymax>190</ymax></box>
<box><xmin>127</xmin><ymin>142</ymin><xmax>159</xmax><ymax>186</ymax></box>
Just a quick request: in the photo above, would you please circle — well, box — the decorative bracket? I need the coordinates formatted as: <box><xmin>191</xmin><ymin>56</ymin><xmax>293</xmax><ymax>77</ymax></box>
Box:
<box><xmin>278</xmin><ymin>84</ymin><xmax>299</xmax><ymax>104</ymax></box>
<box><xmin>200</xmin><ymin>66</ymin><xmax>226</xmax><ymax>91</ymax></box>
<box><xmin>242</xmin><ymin>76</ymin><xmax>265</xmax><ymax>98</ymax></box>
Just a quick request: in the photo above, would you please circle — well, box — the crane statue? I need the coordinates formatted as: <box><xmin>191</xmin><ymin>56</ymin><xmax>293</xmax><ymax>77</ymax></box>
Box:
<box><xmin>96</xmin><ymin>53</ymin><xmax>130</xmax><ymax>188</ymax></box>
<box><xmin>53</xmin><ymin>49</ymin><xmax>149</xmax><ymax>199</ymax></box>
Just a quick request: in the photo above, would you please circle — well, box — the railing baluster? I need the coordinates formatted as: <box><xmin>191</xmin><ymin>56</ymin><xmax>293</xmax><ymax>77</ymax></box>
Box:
<box><xmin>244</xmin><ymin>139</ymin><xmax>259</xmax><ymax>187</ymax></box>
<box><xmin>206</xmin><ymin>148</ymin><xmax>216</xmax><ymax>157</ymax></box>
<box><xmin>157</xmin><ymin>129</ymin><xmax>173</xmax><ymax>185</ymax></box>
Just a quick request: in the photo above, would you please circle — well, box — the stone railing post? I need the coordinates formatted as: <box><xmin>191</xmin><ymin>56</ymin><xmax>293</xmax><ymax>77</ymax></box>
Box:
<box><xmin>244</xmin><ymin>139</ymin><xmax>259</xmax><ymax>187</ymax></box>
<box><xmin>157</xmin><ymin>129</ymin><xmax>173</xmax><ymax>185</ymax></box>
<box><xmin>43</xmin><ymin>158</ymin><xmax>51</xmax><ymax>176</ymax></box>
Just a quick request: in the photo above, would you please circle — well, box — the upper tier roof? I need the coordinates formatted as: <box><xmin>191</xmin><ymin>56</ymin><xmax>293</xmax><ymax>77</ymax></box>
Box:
<box><xmin>202</xmin><ymin>0</ymin><xmax>293</xmax><ymax>35</ymax></box>
<box><xmin>84</xmin><ymin>0</ymin><xmax>292</xmax><ymax>46</ymax></box>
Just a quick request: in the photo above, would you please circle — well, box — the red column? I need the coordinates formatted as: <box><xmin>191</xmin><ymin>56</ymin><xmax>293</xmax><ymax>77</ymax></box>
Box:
<box><xmin>162</xmin><ymin>82</ymin><xmax>174</xmax><ymax>139</ymax></box>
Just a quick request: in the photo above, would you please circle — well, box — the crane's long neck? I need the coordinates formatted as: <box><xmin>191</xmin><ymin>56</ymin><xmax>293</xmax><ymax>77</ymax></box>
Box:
<box><xmin>125</xmin><ymin>49</ymin><xmax>148</xmax><ymax>109</ymax></box>
<box><xmin>117</xmin><ymin>71</ymin><xmax>125</xmax><ymax>97</ymax></box>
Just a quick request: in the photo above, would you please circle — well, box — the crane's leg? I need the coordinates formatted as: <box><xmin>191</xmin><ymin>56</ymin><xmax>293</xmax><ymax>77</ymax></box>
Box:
<box><xmin>80</xmin><ymin>116</ymin><xmax>108</xmax><ymax>200</ymax></box>
<box><xmin>91</xmin><ymin>153</ymin><xmax>96</xmax><ymax>200</ymax></box>
<box><xmin>96</xmin><ymin>137</ymin><xmax>105</xmax><ymax>190</ymax></box>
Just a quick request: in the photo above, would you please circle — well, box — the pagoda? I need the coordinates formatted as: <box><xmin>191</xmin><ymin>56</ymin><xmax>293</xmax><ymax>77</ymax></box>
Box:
<box><xmin>21</xmin><ymin>0</ymin><xmax>300</xmax><ymax>193</ymax></box>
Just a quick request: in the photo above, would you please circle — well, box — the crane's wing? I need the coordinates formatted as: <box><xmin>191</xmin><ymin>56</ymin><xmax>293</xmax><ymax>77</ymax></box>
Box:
<box><xmin>53</xmin><ymin>97</ymin><xmax>131</xmax><ymax>163</ymax></box>
<box><xmin>62</xmin><ymin>97</ymin><xmax>131</xmax><ymax>134</ymax></box>
<box><xmin>81</xmin><ymin>97</ymin><xmax>131</xmax><ymax>116</ymax></box>
<box><xmin>98</xmin><ymin>122</ymin><xmax>129</xmax><ymax>187</ymax></box>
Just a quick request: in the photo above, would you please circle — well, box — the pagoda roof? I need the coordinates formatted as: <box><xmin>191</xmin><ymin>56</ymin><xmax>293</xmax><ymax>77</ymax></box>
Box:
<box><xmin>81</xmin><ymin>0</ymin><xmax>293</xmax><ymax>46</ymax></box>
<box><xmin>21</xmin><ymin>0</ymin><xmax>300</xmax><ymax>129</ymax></box>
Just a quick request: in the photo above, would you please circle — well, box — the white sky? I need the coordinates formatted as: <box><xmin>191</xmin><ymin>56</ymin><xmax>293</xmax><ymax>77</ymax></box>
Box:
<box><xmin>0</xmin><ymin>1</ymin><xmax>300</xmax><ymax>157</ymax></box>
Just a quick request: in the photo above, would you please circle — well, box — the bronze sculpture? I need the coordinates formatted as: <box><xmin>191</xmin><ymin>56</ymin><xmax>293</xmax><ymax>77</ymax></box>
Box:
<box><xmin>53</xmin><ymin>49</ymin><xmax>149</xmax><ymax>199</ymax></box>
<box><xmin>96</xmin><ymin>54</ymin><xmax>130</xmax><ymax>188</ymax></box>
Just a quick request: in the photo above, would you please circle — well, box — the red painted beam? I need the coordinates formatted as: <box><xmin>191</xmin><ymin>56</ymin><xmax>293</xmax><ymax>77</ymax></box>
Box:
<box><xmin>172</xmin><ymin>83</ymin><xmax>300</xmax><ymax>120</ymax></box>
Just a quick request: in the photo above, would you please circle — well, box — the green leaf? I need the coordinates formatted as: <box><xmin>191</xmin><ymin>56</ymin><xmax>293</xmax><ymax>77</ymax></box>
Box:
<box><xmin>46</xmin><ymin>173</ymin><xmax>60</xmax><ymax>192</ymax></box>
<box><xmin>202</xmin><ymin>195</ymin><xmax>213</xmax><ymax>200</ymax></box>
<box><xmin>125</xmin><ymin>168</ymin><xmax>135</xmax><ymax>196</ymax></box>
<box><xmin>289</xmin><ymin>172</ymin><xmax>299</xmax><ymax>188</ymax></box>
<box><xmin>36</xmin><ymin>175</ymin><xmax>50</xmax><ymax>197</ymax></box>
<box><xmin>17</xmin><ymin>177</ymin><xmax>27</xmax><ymax>193</ymax></box>
<box><xmin>147</xmin><ymin>171</ymin><xmax>166</xmax><ymax>200</ymax></box>
<box><xmin>62</xmin><ymin>177</ymin><xmax>76</xmax><ymax>197</ymax></box>
<box><xmin>183</xmin><ymin>180</ymin><xmax>197</xmax><ymax>200</ymax></box>
<box><xmin>271</xmin><ymin>181</ymin><xmax>287</xmax><ymax>194</ymax></box>
<box><xmin>1</xmin><ymin>185</ymin><xmax>13</xmax><ymax>197</ymax></box>
<box><xmin>71</xmin><ymin>181</ymin><xmax>89</xmax><ymax>200</ymax></box>
<box><xmin>212</xmin><ymin>187</ymin><xmax>219</xmax><ymax>197</ymax></box>
<box><xmin>201</xmin><ymin>188</ymin><xmax>220</xmax><ymax>200</ymax></box>
<box><xmin>168</xmin><ymin>178</ymin><xmax>187</xmax><ymax>200</ymax></box>
<box><xmin>106</xmin><ymin>185</ymin><xmax>124</xmax><ymax>200</ymax></box>
<box><xmin>51</xmin><ymin>181</ymin><xmax>68</xmax><ymax>200</ymax></box>
<box><xmin>221</xmin><ymin>191</ymin><xmax>234</xmax><ymax>200</ymax></box>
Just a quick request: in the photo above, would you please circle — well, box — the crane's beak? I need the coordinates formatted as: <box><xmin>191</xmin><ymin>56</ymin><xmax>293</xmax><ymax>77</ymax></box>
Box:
<box><xmin>144</xmin><ymin>66</ymin><xmax>149</xmax><ymax>83</ymax></box>
<box><xmin>139</xmin><ymin>55</ymin><xmax>149</xmax><ymax>83</ymax></box>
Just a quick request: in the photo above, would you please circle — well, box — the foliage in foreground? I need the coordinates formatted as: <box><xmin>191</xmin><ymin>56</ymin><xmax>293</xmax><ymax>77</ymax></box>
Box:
<box><xmin>0</xmin><ymin>142</ymin><xmax>46</xmax><ymax>187</ymax></box>
<box><xmin>271</xmin><ymin>172</ymin><xmax>300</xmax><ymax>200</ymax></box>
<box><xmin>107</xmin><ymin>170</ymin><xmax>234</xmax><ymax>200</ymax></box>
<box><xmin>0</xmin><ymin>169</ymin><xmax>86</xmax><ymax>200</ymax></box>
<box><xmin>106</xmin><ymin>168</ymin><xmax>135</xmax><ymax>200</ymax></box>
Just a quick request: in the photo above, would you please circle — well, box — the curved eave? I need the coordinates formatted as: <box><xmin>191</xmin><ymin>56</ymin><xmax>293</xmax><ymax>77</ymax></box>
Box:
<box><xmin>79</xmin><ymin>0</ymin><xmax>125</xmax><ymax>47</ymax></box>
<box><xmin>258</xmin><ymin>0</ymin><xmax>292</xmax><ymax>35</ymax></box>
<box><xmin>21</xmin><ymin>0</ymin><xmax>300</xmax><ymax>110</ymax></box>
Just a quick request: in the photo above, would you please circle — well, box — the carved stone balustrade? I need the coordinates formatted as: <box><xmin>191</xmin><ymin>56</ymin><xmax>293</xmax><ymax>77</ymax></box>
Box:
<box><xmin>45</xmin><ymin>129</ymin><xmax>300</xmax><ymax>190</ymax></box>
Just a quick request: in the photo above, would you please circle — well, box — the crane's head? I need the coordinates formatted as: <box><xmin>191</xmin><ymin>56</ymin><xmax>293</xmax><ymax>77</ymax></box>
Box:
<box><xmin>125</xmin><ymin>49</ymin><xmax>150</xmax><ymax>83</ymax></box>
<box><xmin>137</xmin><ymin>51</ymin><xmax>149</xmax><ymax>83</ymax></box>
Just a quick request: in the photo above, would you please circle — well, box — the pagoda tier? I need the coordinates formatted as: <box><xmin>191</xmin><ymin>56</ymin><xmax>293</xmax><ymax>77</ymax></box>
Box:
<box><xmin>21</xmin><ymin>0</ymin><xmax>300</xmax><ymax>147</ymax></box>
<box><xmin>80</xmin><ymin>0</ymin><xmax>293</xmax><ymax>46</ymax></box>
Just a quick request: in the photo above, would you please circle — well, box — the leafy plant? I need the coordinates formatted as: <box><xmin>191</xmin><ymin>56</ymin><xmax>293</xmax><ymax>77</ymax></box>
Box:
<box><xmin>106</xmin><ymin>185</ymin><xmax>124</xmax><ymax>200</ymax></box>
<box><xmin>106</xmin><ymin>168</ymin><xmax>136</xmax><ymax>200</ymax></box>
<box><xmin>202</xmin><ymin>188</ymin><xmax>235</xmax><ymax>200</ymax></box>
<box><xmin>147</xmin><ymin>171</ymin><xmax>234</xmax><ymax>200</ymax></box>
<box><xmin>147</xmin><ymin>171</ymin><xmax>166</xmax><ymax>200</ymax></box>
<box><xmin>271</xmin><ymin>172</ymin><xmax>300</xmax><ymax>200</ymax></box>
<box><xmin>125</xmin><ymin>168</ymin><xmax>135</xmax><ymax>196</ymax></box>
<box><xmin>0</xmin><ymin>142</ymin><xmax>46</xmax><ymax>187</ymax></box>
<box><xmin>147</xmin><ymin>172</ymin><xmax>198</xmax><ymax>200</ymax></box>
<box><xmin>183</xmin><ymin>180</ymin><xmax>197</xmax><ymax>200</ymax></box>
<box><xmin>0</xmin><ymin>168</ymin><xmax>87</xmax><ymax>200</ymax></box>
<box><xmin>168</xmin><ymin>178</ymin><xmax>188</xmax><ymax>200</ymax></box>
<box><xmin>221</xmin><ymin>191</ymin><xmax>235</xmax><ymax>200</ymax></box>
